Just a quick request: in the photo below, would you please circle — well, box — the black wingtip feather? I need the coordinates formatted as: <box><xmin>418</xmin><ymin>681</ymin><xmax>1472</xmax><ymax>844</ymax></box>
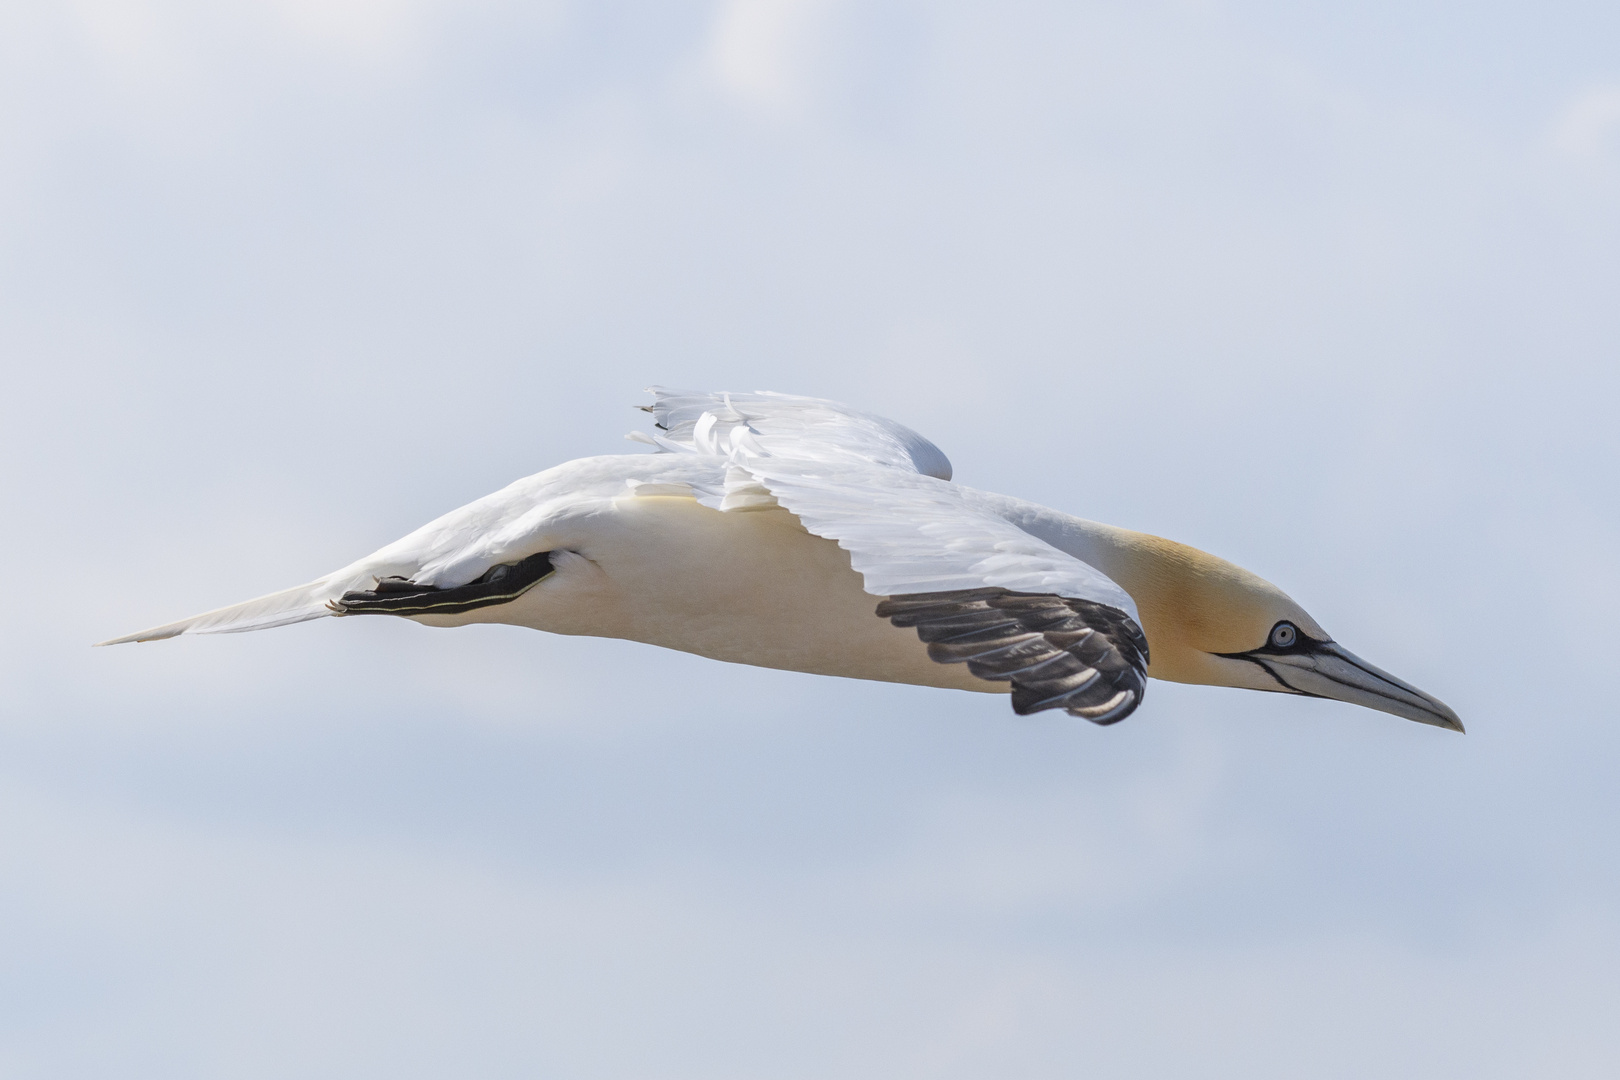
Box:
<box><xmin>335</xmin><ymin>551</ymin><xmax>555</xmax><ymax>618</ymax></box>
<box><xmin>878</xmin><ymin>589</ymin><xmax>1149</xmax><ymax>725</ymax></box>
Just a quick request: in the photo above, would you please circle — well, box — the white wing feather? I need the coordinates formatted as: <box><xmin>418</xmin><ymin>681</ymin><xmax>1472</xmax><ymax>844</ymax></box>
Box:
<box><xmin>738</xmin><ymin>460</ymin><xmax>1140</xmax><ymax>621</ymax></box>
<box><xmin>99</xmin><ymin>456</ymin><xmax>726</xmax><ymax>645</ymax></box>
<box><xmin>636</xmin><ymin>389</ymin><xmax>1139</xmax><ymax>620</ymax></box>
<box><xmin>105</xmin><ymin>389</ymin><xmax>1135</xmax><ymax>646</ymax></box>
<box><xmin>636</xmin><ymin>387</ymin><xmax>953</xmax><ymax>480</ymax></box>
<box><xmin>96</xmin><ymin>578</ymin><xmax>350</xmax><ymax>644</ymax></box>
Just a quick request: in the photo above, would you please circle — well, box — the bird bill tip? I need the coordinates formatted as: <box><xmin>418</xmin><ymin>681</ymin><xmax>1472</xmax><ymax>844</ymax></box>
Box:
<box><xmin>1424</xmin><ymin>700</ymin><xmax>1465</xmax><ymax>734</ymax></box>
<box><xmin>1260</xmin><ymin>643</ymin><xmax>1465</xmax><ymax>734</ymax></box>
<box><xmin>1317</xmin><ymin>644</ymin><xmax>1466</xmax><ymax>734</ymax></box>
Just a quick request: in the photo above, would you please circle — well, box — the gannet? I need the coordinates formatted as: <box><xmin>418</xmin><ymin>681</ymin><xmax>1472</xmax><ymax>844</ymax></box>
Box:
<box><xmin>100</xmin><ymin>388</ymin><xmax>1462</xmax><ymax>731</ymax></box>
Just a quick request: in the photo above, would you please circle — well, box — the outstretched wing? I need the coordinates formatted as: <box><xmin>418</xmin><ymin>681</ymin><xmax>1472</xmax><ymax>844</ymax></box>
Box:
<box><xmin>634</xmin><ymin>387</ymin><xmax>954</xmax><ymax>480</ymax></box>
<box><xmin>874</xmin><ymin>590</ymin><xmax>1148</xmax><ymax>723</ymax></box>
<box><xmin>640</xmin><ymin>392</ymin><xmax>1151</xmax><ymax>723</ymax></box>
<box><xmin>96</xmin><ymin>455</ymin><xmax>683</xmax><ymax>645</ymax></box>
<box><xmin>632</xmin><ymin>390</ymin><xmax>1149</xmax><ymax>722</ymax></box>
<box><xmin>745</xmin><ymin>461</ymin><xmax>1148</xmax><ymax>723</ymax></box>
<box><xmin>94</xmin><ymin>488</ymin><xmax>552</xmax><ymax>644</ymax></box>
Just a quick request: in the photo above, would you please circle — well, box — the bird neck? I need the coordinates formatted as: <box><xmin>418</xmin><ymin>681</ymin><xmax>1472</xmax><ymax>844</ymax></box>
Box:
<box><xmin>971</xmin><ymin>492</ymin><xmax>1272</xmax><ymax>685</ymax></box>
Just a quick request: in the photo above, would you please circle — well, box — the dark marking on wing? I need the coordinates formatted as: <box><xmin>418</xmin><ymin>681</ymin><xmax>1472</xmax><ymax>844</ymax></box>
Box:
<box><xmin>875</xmin><ymin>588</ymin><xmax>1150</xmax><ymax>724</ymax></box>
<box><xmin>330</xmin><ymin>551</ymin><xmax>555</xmax><ymax>617</ymax></box>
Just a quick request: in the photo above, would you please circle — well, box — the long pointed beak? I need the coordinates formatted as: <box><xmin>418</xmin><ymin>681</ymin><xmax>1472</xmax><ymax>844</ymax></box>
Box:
<box><xmin>1251</xmin><ymin>642</ymin><xmax>1464</xmax><ymax>732</ymax></box>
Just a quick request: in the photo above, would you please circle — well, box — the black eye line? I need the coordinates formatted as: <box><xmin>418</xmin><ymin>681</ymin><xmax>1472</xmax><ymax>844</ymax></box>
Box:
<box><xmin>1211</xmin><ymin>622</ymin><xmax>1332</xmax><ymax>661</ymax></box>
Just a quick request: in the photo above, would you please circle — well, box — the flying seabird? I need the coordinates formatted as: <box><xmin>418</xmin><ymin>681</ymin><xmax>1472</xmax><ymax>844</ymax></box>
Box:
<box><xmin>100</xmin><ymin>388</ymin><xmax>1462</xmax><ymax>731</ymax></box>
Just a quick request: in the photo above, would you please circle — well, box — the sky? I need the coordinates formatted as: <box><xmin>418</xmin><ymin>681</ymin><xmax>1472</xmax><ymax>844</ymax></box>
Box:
<box><xmin>0</xmin><ymin>0</ymin><xmax>1618</xmax><ymax>1076</ymax></box>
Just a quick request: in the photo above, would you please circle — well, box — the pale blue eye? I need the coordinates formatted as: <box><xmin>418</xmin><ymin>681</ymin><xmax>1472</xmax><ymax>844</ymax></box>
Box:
<box><xmin>1271</xmin><ymin>622</ymin><xmax>1297</xmax><ymax>648</ymax></box>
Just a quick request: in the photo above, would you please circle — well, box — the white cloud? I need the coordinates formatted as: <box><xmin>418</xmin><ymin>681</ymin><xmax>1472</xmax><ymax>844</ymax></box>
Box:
<box><xmin>2</xmin><ymin>0</ymin><xmax>1619</xmax><ymax>1073</ymax></box>
<box><xmin>1550</xmin><ymin>82</ymin><xmax>1620</xmax><ymax>159</ymax></box>
<box><xmin>60</xmin><ymin>0</ymin><xmax>185</xmax><ymax>82</ymax></box>
<box><xmin>705</xmin><ymin>0</ymin><xmax>839</xmax><ymax>116</ymax></box>
<box><xmin>61</xmin><ymin>0</ymin><xmax>459</xmax><ymax>78</ymax></box>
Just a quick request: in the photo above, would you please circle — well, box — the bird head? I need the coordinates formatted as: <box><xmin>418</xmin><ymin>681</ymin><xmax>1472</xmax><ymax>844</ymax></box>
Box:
<box><xmin>1116</xmin><ymin>533</ymin><xmax>1463</xmax><ymax>732</ymax></box>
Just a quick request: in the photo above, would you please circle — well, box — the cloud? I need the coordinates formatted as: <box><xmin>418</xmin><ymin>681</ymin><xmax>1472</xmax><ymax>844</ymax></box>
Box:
<box><xmin>3</xmin><ymin>0</ymin><xmax>1620</xmax><ymax>1074</ymax></box>
<box><xmin>704</xmin><ymin>0</ymin><xmax>840</xmax><ymax>116</ymax></box>
<box><xmin>59</xmin><ymin>0</ymin><xmax>460</xmax><ymax>79</ymax></box>
<box><xmin>1549</xmin><ymin>82</ymin><xmax>1620</xmax><ymax>159</ymax></box>
<box><xmin>263</xmin><ymin>0</ymin><xmax>434</xmax><ymax>59</ymax></box>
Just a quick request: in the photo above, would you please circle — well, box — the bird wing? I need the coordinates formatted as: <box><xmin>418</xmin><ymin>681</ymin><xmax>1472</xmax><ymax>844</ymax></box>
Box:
<box><xmin>633</xmin><ymin>387</ymin><xmax>955</xmax><ymax>480</ymax></box>
<box><xmin>633</xmin><ymin>388</ymin><xmax>1135</xmax><ymax>612</ymax></box>
<box><xmin>108</xmin><ymin>385</ymin><xmax>1147</xmax><ymax>724</ymax></box>
<box><xmin>633</xmin><ymin>389</ymin><xmax>1145</xmax><ymax>722</ymax></box>
<box><xmin>97</xmin><ymin>455</ymin><xmax>707</xmax><ymax>645</ymax></box>
<box><xmin>92</xmin><ymin>489</ymin><xmax>535</xmax><ymax>645</ymax></box>
<box><xmin>714</xmin><ymin>458</ymin><xmax>1149</xmax><ymax>723</ymax></box>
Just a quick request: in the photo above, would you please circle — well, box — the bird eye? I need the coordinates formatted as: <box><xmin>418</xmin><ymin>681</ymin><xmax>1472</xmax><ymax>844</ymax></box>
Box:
<box><xmin>1269</xmin><ymin>622</ymin><xmax>1298</xmax><ymax>649</ymax></box>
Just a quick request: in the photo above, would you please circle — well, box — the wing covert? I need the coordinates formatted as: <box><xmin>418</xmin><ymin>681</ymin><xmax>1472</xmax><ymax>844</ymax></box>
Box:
<box><xmin>741</xmin><ymin>460</ymin><xmax>1139</xmax><ymax>618</ymax></box>
<box><xmin>628</xmin><ymin>389</ymin><xmax>1150</xmax><ymax>722</ymax></box>
<box><xmin>634</xmin><ymin>388</ymin><xmax>953</xmax><ymax>480</ymax></box>
<box><xmin>735</xmin><ymin>460</ymin><xmax>1151</xmax><ymax>723</ymax></box>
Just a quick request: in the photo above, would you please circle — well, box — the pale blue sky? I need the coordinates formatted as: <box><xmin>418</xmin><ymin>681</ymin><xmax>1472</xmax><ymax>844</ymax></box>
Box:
<box><xmin>0</xmin><ymin>1</ymin><xmax>1617</xmax><ymax>1076</ymax></box>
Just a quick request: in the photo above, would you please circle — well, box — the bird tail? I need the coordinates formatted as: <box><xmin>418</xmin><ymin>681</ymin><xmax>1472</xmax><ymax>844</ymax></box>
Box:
<box><xmin>95</xmin><ymin>578</ymin><xmax>344</xmax><ymax>645</ymax></box>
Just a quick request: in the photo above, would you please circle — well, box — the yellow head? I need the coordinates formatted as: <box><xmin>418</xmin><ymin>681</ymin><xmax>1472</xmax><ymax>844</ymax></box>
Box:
<box><xmin>1101</xmin><ymin>532</ymin><xmax>1462</xmax><ymax>731</ymax></box>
